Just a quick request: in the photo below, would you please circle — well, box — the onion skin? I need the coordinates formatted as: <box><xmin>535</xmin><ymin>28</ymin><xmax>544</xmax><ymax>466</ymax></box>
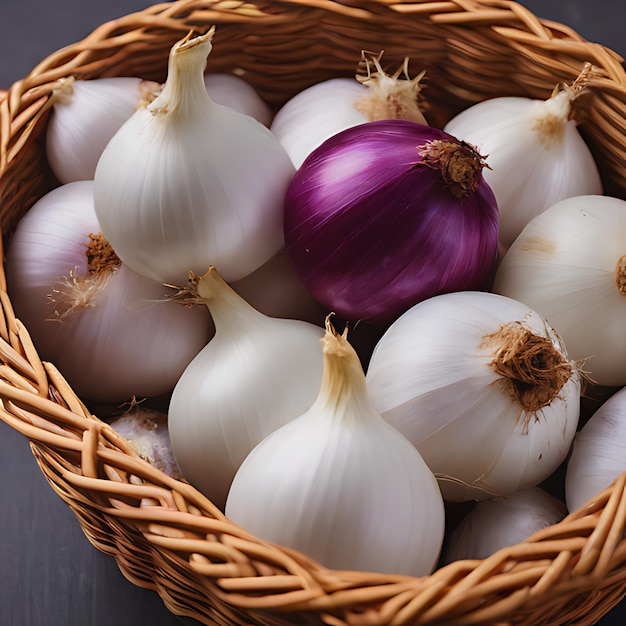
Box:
<box><xmin>110</xmin><ymin>408</ymin><xmax>182</xmax><ymax>480</ymax></box>
<box><xmin>283</xmin><ymin>119</ymin><xmax>499</xmax><ymax>324</ymax></box>
<box><xmin>366</xmin><ymin>290</ymin><xmax>580</xmax><ymax>502</ymax></box>
<box><xmin>5</xmin><ymin>181</ymin><xmax>213</xmax><ymax>404</ymax></box>
<box><xmin>565</xmin><ymin>386</ymin><xmax>626</xmax><ymax>514</ymax></box>
<box><xmin>441</xmin><ymin>487</ymin><xmax>566</xmax><ymax>564</ymax></box>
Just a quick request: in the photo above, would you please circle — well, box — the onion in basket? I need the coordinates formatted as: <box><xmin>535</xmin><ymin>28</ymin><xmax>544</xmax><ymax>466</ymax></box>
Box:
<box><xmin>226</xmin><ymin>316</ymin><xmax>445</xmax><ymax>577</ymax></box>
<box><xmin>441</xmin><ymin>487</ymin><xmax>566</xmax><ymax>564</ymax></box>
<box><xmin>283</xmin><ymin>119</ymin><xmax>499</xmax><ymax>324</ymax></box>
<box><xmin>492</xmin><ymin>194</ymin><xmax>626</xmax><ymax>387</ymax></box>
<box><xmin>270</xmin><ymin>52</ymin><xmax>427</xmax><ymax>168</ymax></box>
<box><xmin>167</xmin><ymin>267</ymin><xmax>324</xmax><ymax>510</ymax></box>
<box><xmin>566</xmin><ymin>386</ymin><xmax>626</xmax><ymax>513</ymax></box>
<box><xmin>4</xmin><ymin>181</ymin><xmax>213</xmax><ymax>404</ymax></box>
<box><xmin>110</xmin><ymin>406</ymin><xmax>181</xmax><ymax>480</ymax></box>
<box><xmin>46</xmin><ymin>76</ymin><xmax>161</xmax><ymax>184</ymax></box>
<box><xmin>366</xmin><ymin>290</ymin><xmax>581</xmax><ymax>502</ymax></box>
<box><xmin>444</xmin><ymin>68</ymin><xmax>603</xmax><ymax>250</ymax></box>
<box><xmin>94</xmin><ymin>28</ymin><xmax>295</xmax><ymax>286</ymax></box>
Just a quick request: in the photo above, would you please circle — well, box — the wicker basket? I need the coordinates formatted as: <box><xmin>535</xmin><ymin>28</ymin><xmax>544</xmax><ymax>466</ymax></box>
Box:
<box><xmin>1</xmin><ymin>1</ymin><xmax>625</xmax><ymax>624</ymax></box>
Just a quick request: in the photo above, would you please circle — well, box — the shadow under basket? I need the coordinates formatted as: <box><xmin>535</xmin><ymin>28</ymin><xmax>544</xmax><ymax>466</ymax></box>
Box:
<box><xmin>1</xmin><ymin>1</ymin><xmax>626</xmax><ymax>624</ymax></box>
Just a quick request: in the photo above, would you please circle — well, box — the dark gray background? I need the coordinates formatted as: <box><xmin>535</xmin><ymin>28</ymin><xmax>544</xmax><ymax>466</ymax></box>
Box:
<box><xmin>1</xmin><ymin>2</ymin><xmax>625</xmax><ymax>625</ymax></box>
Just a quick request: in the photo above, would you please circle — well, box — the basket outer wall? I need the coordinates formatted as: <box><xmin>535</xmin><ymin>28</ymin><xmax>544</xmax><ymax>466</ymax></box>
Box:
<box><xmin>1</xmin><ymin>1</ymin><xmax>626</xmax><ymax>625</ymax></box>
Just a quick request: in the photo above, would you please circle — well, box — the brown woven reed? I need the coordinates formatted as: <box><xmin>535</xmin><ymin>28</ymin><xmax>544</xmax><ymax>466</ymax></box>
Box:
<box><xmin>1</xmin><ymin>1</ymin><xmax>625</xmax><ymax>624</ymax></box>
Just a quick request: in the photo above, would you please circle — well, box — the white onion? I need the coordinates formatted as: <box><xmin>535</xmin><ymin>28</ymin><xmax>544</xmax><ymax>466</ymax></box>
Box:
<box><xmin>46</xmin><ymin>76</ymin><xmax>161</xmax><ymax>183</ymax></box>
<box><xmin>230</xmin><ymin>249</ymin><xmax>325</xmax><ymax>325</ymax></box>
<box><xmin>493</xmin><ymin>194</ymin><xmax>626</xmax><ymax>387</ymax></box>
<box><xmin>366</xmin><ymin>291</ymin><xmax>580</xmax><ymax>502</ymax></box>
<box><xmin>5</xmin><ymin>181</ymin><xmax>212</xmax><ymax>403</ymax></box>
<box><xmin>565</xmin><ymin>386</ymin><xmax>626</xmax><ymax>513</ymax></box>
<box><xmin>226</xmin><ymin>318</ymin><xmax>445</xmax><ymax>576</ymax></box>
<box><xmin>271</xmin><ymin>56</ymin><xmax>427</xmax><ymax>169</ymax></box>
<box><xmin>94</xmin><ymin>30</ymin><xmax>294</xmax><ymax>286</ymax></box>
<box><xmin>442</xmin><ymin>487</ymin><xmax>566</xmax><ymax>564</ymax></box>
<box><xmin>109</xmin><ymin>407</ymin><xmax>181</xmax><ymax>479</ymax></box>
<box><xmin>167</xmin><ymin>267</ymin><xmax>324</xmax><ymax>510</ymax></box>
<box><xmin>270</xmin><ymin>78</ymin><xmax>369</xmax><ymax>169</ymax></box>
<box><xmin>444</xmin><ymin>82</ymin><xmax>602</xmax><ymax>250</ymax></box>
<box><xmin>203</xmin><ymin>72</ymin><xmax>272</xmax><ymax>126</ymax></box>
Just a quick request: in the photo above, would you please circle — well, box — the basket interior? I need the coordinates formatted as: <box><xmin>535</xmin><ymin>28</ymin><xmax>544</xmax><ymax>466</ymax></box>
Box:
<box><xmin>1</xmin><ymin>2</ymin><xmax>626</xmax><ymax>625</ymax></box>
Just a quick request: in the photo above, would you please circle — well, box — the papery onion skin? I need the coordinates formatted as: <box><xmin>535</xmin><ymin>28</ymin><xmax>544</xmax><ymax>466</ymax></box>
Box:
<box><xmin>492</xmin><ymin>195</ymin><xmax>626</xmax><ymax>387</ymax></box>
<box><xmin>270</xmin><ymin>78</ymin><xmax>369</xmax><ymax>168</ymax></box>
<box><xmin>441</xmin><ymin>487</ymin><xmax>566</xmax><ymax>564</ymax></box>
<box><xmin>284</xmin><ymin>119</ymin><xmax>499</xmax><ymax>324</ymax></box>
<box><xmin>5</xmin><ymin>181</ymin><xmax>213</xmax><ymax>404</ymax></box>
<box><xmin>444</xmin><ymin>91</ymin><xmax>603</xmax><ymax>250</ymax></box>
<box><xmin>46</xmin><ymin>76</ymin><xmax>161</xmax><ymax>184</ymax></box>
<box><xmin>230</xmin><ymin>250</ymin><xmax>326</xmax><ymax>325</ymax></box>
<box><xmin>203</xmin><ymin>73</ymin><xmax>272</xmax><ymax>126</ymax></box>
<box><xmin>565</xmin><ymin>386</ymin><xmax>626</xmax><ymax>513</ymax></box>
<box><xmin>366</xmin><ymin>291</ymin><xmax>580</xmax><ymax>502</ymax></box>
<box><xmin>109</xmin><ymin>407</ymin><xmax>182</xmax><ymax>480</ymax></box>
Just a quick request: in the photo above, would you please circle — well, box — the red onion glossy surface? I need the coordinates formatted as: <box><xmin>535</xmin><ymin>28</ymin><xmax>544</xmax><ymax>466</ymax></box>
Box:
<box><xmin>283</xmin><ymin>120</ymin><xmax>499</xmax><ymax>323</ymax></box>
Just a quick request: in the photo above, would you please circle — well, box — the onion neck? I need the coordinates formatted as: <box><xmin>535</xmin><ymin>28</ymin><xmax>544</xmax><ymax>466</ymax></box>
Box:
<box><xmin>354</xmin><ymin>53</ymin><xmax>427</xmax><ymax>124</ymax></box>
<box><xmin>532</xmin><ymin>64</ymin><xmax>592</xmax><ymax>149</ymax></box>
<box><xmin>312</xmin><ymin>317</ymin><xmax>378</xmax><ymax>423</ymax></box>
<box><xmin>617</xmin><ymin>255</ymin><xmax>626</xmax><ymax>295</ymax></box>
<box><xmin>147</xmin><ymin>28</ymin><xmax>215</xmax><ymax>121</ymax></box>
<box><xmin>418</xmin><ymin>139</ymin><xmax>488</xmax><ymax>199</ymax></box>
<box><xmin>51</xmin><ymin>76</ymin><xmax>75</xmax><ymax>105</ymax></box>
<box><xmin>191</xmin><ymin>266</ymin><xmax>266</xmax><ymax>332</ymax></box>
<box><xmin>531</xmin><ymin>91</ymin><xmax>571</xmax><ymax>149</ymax></box>
<box><xmin>481</xmin><ymin>321</ymin><xmax>573</xmax><ymax>429</ymax></box>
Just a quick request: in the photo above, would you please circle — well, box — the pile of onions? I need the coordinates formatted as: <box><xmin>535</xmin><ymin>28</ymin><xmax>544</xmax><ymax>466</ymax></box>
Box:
<box><xmin>9</xmin><ymin>25</ymin><xmax>623</xmax><ymax>581</ymax></box>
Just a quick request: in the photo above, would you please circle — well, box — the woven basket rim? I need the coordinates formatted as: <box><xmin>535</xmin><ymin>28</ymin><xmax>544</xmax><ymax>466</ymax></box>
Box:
<box><xmin>1</xmin><ymin>2</ymin><xmax>626</xmax><ymax>625</ymax></box>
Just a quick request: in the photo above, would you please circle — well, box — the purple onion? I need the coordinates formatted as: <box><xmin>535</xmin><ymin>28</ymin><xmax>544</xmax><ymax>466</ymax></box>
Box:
<box><xmin>283</xmin><ymin>119</ymin><xmax>499</xmax><ymax>323</ymax></box>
